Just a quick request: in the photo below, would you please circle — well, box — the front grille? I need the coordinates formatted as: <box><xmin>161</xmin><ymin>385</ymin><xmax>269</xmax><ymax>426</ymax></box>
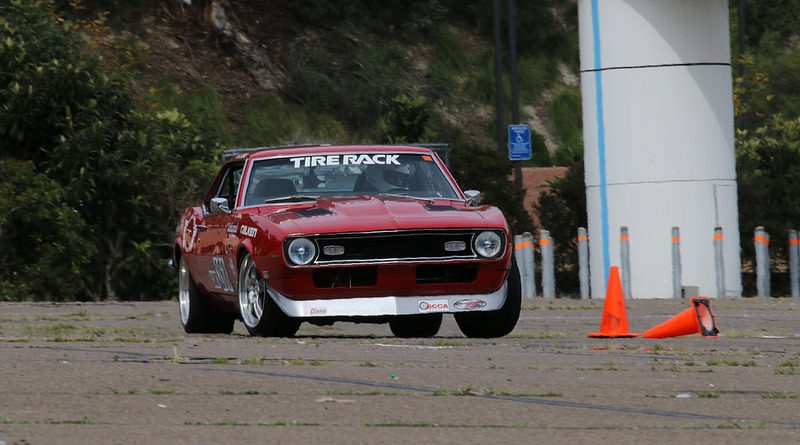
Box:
<box><xmin>309</xmin><ymin>230</ymin><xmax>500</xmax><ymax>265</ymax></box>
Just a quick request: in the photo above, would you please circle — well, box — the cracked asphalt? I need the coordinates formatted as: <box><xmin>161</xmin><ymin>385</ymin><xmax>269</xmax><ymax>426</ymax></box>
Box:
<box><xmin>1</xmin><ymin>297</ymin><xmax>799</xmax><ymax>444</ymax></box>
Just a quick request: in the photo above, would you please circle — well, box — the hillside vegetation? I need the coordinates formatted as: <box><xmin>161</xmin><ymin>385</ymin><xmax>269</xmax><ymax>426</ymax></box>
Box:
<box><xmin>2</xmin><ymin>0</ymin><xmax>799</xmax><ymax>299</ymax></box>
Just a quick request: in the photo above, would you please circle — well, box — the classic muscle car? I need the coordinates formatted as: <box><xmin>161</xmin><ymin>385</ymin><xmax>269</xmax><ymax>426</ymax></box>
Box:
<box><xmin>175</xmin><ymin>144</ymin><xmax>520</xmax><ymax>338</ymax></box>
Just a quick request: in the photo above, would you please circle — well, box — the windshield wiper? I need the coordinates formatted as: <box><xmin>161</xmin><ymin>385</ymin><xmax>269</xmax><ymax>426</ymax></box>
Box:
<box><xmin>377</xmin><ymin>193</ymin><xmax>434</xmax><ymax>203</ymax></box>
<box><xmin>264</xmin><ymin>195</ymin><xmax>319</xmax><ymax>203</ymax></box>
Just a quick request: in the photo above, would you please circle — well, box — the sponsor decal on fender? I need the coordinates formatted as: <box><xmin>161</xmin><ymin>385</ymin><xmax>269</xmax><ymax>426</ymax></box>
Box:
<box><xmin>226</xmin><ymin>222</ymin><xmax>239</xmax><ymax>234</ymax></box>
<box><xmin>309</xmin><ymin>307</ymin><xmax>328</xmax><ymax>316</ymax></box>
<box><xmin>182</xmin><ymin>214</ymin><xmax>198</xmax><ymax>252</ymax></box>
<box><xmin>454</xmin><ymin>299</ymin><xmax>487</xmax><ymax>310</ymax></box>
<box><xmin>212</xmin><ymin>256</ymin><xmax>234</xmax><ymax>292</ymax></box>
<box><xmin>418</xmin><ymin>299</ymin><xmax>449</xmax><ymax>312</ymax></box>
<box><xmin>289</xmin><ymin>154</ymin><xmax>400</xmax><ymax>168</ymax></box>
<box><xmin>240</xmin><ymin>225</ymin><xmax>257</xmax><ymax>237</ymax></box>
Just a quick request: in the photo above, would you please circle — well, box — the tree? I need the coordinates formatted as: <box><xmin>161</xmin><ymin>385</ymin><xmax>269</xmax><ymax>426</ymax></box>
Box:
<box><xmin>0</xmin><ymin>1</ymin><xmax>219</xmax><ymax>300</ymax></box>
<box><xmin>0</xmin><ymin>160</ymin><xmax>94</xmax><ymax>301</ymax></box>
<box><xmin>53</xmin><ymin>109</ymin><xmax>218</xmax><ymax>299</ymax></box>
<box><xmin>736</xmin><ymin>115</ymin><xmax>800</xmax><ymax>261</ymax></box>
<box><xmin>0</xmin><ymin>0</ymin><xmax>131</xmax><ymax>164</ymax></box>
<box><xmin>380</xmin><ymin>93</ymin><xmax>434</xmax><ymax>143</ymax></box>
<box><xmin>535</xmin><ymin>160</ymin><xmax>587</xmax><ymax>295</ymax></box>
<box><xmin>449</xmin><ymin>141</ymin><xmax>532</xmax><ymax>234</ymax></box>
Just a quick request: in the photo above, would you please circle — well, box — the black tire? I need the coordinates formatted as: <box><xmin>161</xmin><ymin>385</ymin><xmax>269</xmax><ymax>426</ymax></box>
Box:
<box><xmin>454</xmin><ymin>257</ymin><xmax>521</xmax><ymax>338</ymax></box>
<box><xmin>178</xmin><ymin>256</ymin><xmax>234</xmax><ymax>334</ymax></box>
<box><xmin>238</xmin><ymin>253</ymin><xmax>300</xmax><ymax>337</ymax></box>
<box><xmin>389</xmin><ymin>313</ymin><xmax>443</xmax><ymax>338</ymax></box>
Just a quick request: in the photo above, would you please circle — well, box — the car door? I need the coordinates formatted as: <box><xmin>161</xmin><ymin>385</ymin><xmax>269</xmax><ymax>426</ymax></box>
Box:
<box><xmin>195</xmin><ymin>162</ymin><xmax>244</xmax><ymax>294</ymax></box>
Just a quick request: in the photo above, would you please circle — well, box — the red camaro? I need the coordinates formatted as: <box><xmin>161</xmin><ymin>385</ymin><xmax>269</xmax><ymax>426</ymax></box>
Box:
<box><xmin>175</xmin><ymin>144</ymin><xmax>520</xmax><ymax>338</ymax></box>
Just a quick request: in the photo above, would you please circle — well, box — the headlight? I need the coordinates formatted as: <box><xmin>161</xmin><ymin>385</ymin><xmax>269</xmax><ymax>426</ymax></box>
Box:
<box><xmin>287</xmin><ymin>238</ymin><xmax>317</xmax><ymax>265</ymax></box>
<box><xmin>474</xmin><ymin>231</ymin><xmax>503</xmax><ymax>258</ymax></box>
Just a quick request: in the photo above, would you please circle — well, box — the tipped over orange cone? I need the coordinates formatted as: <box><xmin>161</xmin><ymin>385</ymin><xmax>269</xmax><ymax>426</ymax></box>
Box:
<box><xmin>589</xmin><ymin>266</ymin><xmax>639</xmax><ymax>338</ymax></box>
<box><xmin>643</xmin><ymin>296</ymin><xmax>719</xmax><ymax>339</ymax></box>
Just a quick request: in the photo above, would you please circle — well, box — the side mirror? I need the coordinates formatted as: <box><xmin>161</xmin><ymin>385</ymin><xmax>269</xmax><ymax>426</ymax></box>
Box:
<box><xmin>210</xmin><ymin>197</ymin><xmax>231</xmax><ymax>214</ymax></box>
<box><xmin>464</xmin><ymin>189</ymin><xmax>481</xmax><ymax>206</ymax></box>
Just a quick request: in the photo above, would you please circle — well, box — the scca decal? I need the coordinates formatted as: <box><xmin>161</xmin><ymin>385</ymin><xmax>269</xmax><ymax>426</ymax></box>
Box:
<box><xmin>290</xmin><ymin>154</ymin><xmax>400</xmax><ymax>168</ymax></box>
<box><xmin>418</xmin><ymin>299</ymin><xmax>449</xmax><ymax>312</ymax></box>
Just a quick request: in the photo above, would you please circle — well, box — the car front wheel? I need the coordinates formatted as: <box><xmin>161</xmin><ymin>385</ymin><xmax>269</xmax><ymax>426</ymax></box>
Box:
<box><xmin>178</xmin><ymin>256</ymin><xmax>234</xmax><ymax>334</ymax></box>
<box><xmin>238</xmin><ymin>253</ymin><xmax>300</xmax><ymax>337</ymax></box>
<box><xmin>454</xmin><ymin>257</ymin><xmax>521</xmax><ymax>338</ymax></box>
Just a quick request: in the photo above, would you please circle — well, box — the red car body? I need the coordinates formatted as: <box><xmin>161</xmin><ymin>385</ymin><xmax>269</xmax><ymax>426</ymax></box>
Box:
<box><xmin>175</xmin><ymin>145</ymin><xmax>520</xmax><ymax>337</ymax></box>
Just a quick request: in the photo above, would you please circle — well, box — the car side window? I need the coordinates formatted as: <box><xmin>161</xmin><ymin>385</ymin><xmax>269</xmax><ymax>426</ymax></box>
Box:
<box><xmin>215</xmin><ymin>163</ymin><xmax>244</xmax><ymax>209</ymax></box>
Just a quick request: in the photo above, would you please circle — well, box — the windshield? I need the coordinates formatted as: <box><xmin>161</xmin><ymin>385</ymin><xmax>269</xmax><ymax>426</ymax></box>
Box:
<box><xmin>243</xmin><ymin>153</ymin><xmax>460</xmax><ymax>206</ymax></box>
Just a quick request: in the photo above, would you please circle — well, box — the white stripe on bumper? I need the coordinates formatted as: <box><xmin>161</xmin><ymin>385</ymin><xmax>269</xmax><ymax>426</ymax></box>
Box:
<box><xmin>269</xmin><ymin>283</ymin><xmax>508</xmax><ymax>318</ymax></box>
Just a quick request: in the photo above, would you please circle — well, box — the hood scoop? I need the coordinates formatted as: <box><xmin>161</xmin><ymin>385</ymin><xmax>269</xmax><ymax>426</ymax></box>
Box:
<box><xmin>268</xmin><ymin>207</ymin><xmax>334</xmax><ymax>223</ymax></box>
<box><xmin>296</xmin><ymin>207</ymin><xmax>334</xmax><ymax>218</ymax></box>
<box><xmin>424</xmin><ymin>204</ymin><xmax>459</xmax><ymax>212</ymax></box>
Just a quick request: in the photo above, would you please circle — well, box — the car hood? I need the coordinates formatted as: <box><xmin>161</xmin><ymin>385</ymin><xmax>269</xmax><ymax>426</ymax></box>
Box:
<box><xmin>253</xmin><ymin>195</ymin><xmax>507</xmax><ymax>235</ymax></box>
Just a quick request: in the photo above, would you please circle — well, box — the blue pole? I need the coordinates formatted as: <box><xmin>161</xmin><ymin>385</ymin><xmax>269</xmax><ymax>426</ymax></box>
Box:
<box><xmin>591</xmin><ymin>0</ymin><xmax>610</xmax><ymax>285</ymax></box>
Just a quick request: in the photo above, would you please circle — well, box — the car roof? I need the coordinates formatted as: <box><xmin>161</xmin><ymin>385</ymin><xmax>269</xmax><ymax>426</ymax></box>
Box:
<box><xmin>225</xmin><ymin>144</ymin><xmax>436</xmax><ymax>162</ymax></box>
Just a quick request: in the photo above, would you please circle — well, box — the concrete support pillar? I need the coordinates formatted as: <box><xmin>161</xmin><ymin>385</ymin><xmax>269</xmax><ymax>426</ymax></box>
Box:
<box><xmin>578</xmin><ymin>0</ymin><xmax>741</xmax><ymax>298</ymax></box>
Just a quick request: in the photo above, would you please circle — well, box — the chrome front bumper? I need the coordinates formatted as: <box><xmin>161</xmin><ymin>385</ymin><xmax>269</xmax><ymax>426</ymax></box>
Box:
<box><xmin>269</xmin><ymin>283</ymin><xmax>508</xmax><ymax>318</ymax></box>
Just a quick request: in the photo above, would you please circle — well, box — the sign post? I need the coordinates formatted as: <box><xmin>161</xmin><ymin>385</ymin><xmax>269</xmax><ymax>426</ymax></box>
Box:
<box><xmin>508</xmin><ymin>124</ymin><xmax>532</xmax><ymax>161</ymax></box>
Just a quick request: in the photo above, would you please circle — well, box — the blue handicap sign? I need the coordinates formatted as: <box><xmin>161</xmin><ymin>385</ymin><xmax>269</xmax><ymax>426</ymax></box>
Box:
<box><xmin>508</xmin><ymin>124</ymin><xmax>531</xmax><ymax>161</ymax></box>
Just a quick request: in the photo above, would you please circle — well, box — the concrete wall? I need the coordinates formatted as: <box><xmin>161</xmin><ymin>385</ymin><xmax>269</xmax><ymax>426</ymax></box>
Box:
<box><xmin>578</xmin><ymin>0</ymin><xmax>742</xmax><ymax>298</ymax></box>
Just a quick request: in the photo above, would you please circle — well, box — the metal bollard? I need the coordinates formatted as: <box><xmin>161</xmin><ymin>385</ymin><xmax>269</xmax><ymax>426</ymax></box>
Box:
<box><xmin>671</xmin><ymin>227</ymin><xmax>681</xmax><ymax>299</ymax></box>
<box><xmin>620</xmin><ymin>226</ymin><xmax>632</xmax><ymax>299</ymax></box>
<box><xmin>790</xmin><ymin>230</ymin><xmax>799</xmax><ymax>298</ymax></box>
<box><xmin>578</xmin><ymin>227</ymin><xmax>589</xmax><ymax>299</ymax></box>
<box><xmin>522</xmin><ymin>232</ymin><xmax>536</xmax><ymax>299</ymax></box>
<box><xmin>714</xmin><ymin>227</ymin><xmax>725</xmax><ymax>298</ymax></box>
<box><xmin>540</xmin><ymin>230</ymin><xmax>555</xmax><ymax>298</ymax></box>
<box><xmin>766</xmin><ymin>232</ymin><xmax>772</xmax><ymax>297</ymax></box>
<box><xmin>513</xmin><ymin>234</ymin><xmax>528</xmax><ymax>298</ymax></box>
<box><xmin>754</xmin><ymin>226</ymin><xmax>770</xmax><ymax>297</ymax></box>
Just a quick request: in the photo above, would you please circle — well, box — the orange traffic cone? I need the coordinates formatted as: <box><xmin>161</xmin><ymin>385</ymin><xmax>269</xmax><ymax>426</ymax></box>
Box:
<box><xmin>643</xmin><ymin>296</ymin><xmax>719</xmax><ymax>339</ymax></box>
<box><xmin>589</xmin><ymin>266</ymin><xmax>639</xmax><ymax>338</ymax></box>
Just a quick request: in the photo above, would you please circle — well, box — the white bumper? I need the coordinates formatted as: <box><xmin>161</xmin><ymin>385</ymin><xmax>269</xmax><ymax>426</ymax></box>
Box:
<box><xmin>269</xmin><ymin>283</ymin><xmax>508</xmax><ymax>318</ymax></box>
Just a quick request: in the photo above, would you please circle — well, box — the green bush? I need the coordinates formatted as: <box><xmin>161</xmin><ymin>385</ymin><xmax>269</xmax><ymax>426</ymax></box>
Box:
<box><xmin>442</xmin><ymin>0</ymin><xmax>577</xmax><ymax>58</ymax></box>
<box><xmin>738</xmin><ymin>0</ymin><xmax>800</xmax><ymax>48</ymax></box>
<box><xmin>283</xmin><ymin>38</ymin><xmax>411</xmax><ymax>130</ymax></box>
<box><xmin>427</xmin><ymin>26</ymin><xmax>472</xmax><ymax>99</ymax></box>
<box><xmin>380</xmin><ymin>93</ymin><xmax>434</xmax><ymax>143</ymax></box>
<box><xmin>518</xmin><ymin>54</ymin><xmax>560</xmax><ymax>104</ymax></box>
<box><xmin>463</xmin><ymin>51</ymin><xmax>499</xmax><ymax>105</ymax></box>
<box><xmin>549</xmin><ymin>90</ymin><xmax>583</xmax><ymax>152</ymax></box>
<box><xmin>0</xmin><ymin>159</ymin><xmax>94</xmax><ymax>301</ymax></box>
<box><xmin>283</xmin><ymin>1</ymin><xmax>446</xmax><ymax>34</ymax></box>
<box><xmin>149</xmin><ymin>83</ymin><xmax>233</xmax><ymax>145</ymax></box>
<box><xmin>240</xmin><ymin>94</ymin><xmax>348</xmax><ymax>146</ymax></box>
